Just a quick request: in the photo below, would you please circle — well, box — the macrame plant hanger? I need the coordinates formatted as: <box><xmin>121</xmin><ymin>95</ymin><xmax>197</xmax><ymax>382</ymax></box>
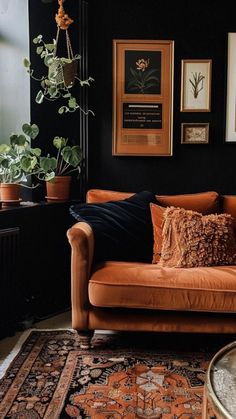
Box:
<box><xmin>52</xmin><ymin>0</ymin><xmax>78</xmax><ymax>88</ymax></box>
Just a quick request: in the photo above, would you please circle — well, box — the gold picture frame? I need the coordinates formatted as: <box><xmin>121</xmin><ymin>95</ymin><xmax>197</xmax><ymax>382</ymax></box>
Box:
<box><xmin>181</xmin><ymin>123</ymin><xmax>209</xmax><ymax>144</ymax></box>
<box><xmin>112</xmin><ymin>39</ymin><xmax>174</xmax><ymax>156</ymax></box>
<box><xmin>225</xmin><ymin>33</ymin><xmax>236</xmax><ymax>142</ymax></box>
<box><xmin>180</xmin><ymin>59</ymin><xmax>212</xmax><ymax>112</ymax></box>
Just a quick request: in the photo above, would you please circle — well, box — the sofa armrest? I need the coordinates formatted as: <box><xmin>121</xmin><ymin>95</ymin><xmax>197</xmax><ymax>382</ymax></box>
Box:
<box><xmin>67</xmin><ymin>222</ymin><xmax>94</xmax><ymax>330</ymax></box>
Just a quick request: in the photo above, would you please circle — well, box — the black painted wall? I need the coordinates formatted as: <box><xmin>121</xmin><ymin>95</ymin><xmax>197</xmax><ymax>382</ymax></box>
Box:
<box><xmin>29</xmin><ymin>0</ymin><xmax>88</xmax><ymax>199</ymax></box>
<box><xmin>87</xmin><ymin>0</ymin><xmax>236</xmax><ymax>195</ymax></box>
<box><xmin>29</xmin><ymin>0</ymin><xmax>236</xmax><ymax>197</ymax></box>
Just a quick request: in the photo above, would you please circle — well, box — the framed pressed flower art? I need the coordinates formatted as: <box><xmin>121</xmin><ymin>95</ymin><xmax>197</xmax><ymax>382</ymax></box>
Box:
<box><xmin>180</xmin><ymin>59</ymin><xmax>212</xmax><ymax>112</ymax></box>
<box><xmin>112</xmin><ymin>39</ymin><xmax>174</xmax><ymax>156</ymax></box>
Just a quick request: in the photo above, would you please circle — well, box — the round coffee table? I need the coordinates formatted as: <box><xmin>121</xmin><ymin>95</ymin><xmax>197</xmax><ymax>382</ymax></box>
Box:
<box><xmin>202</xmin><ymin>341</ymin><xmax>236</xmax><ymax>418</ymax></box>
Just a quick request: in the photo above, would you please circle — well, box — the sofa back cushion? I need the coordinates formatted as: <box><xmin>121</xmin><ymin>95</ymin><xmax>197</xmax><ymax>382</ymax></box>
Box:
<box><xmin>70</xmin><ymin>191</ymin><xmax>156</xmax><ymax>264</ymax></box>
<box><xmin>156</xmin><ymin>191</ymin><xmax>219</xmax><ymax>214</ymax></box>
<box><xmin>152</xmin><ymin>205</ymin><xmax>236</xmax><ymax>268</ymax></box>
<box><xmin>150</xmin><ymin>203</ymin><xmax>165</xmax><ymax>263</ymax></box>
<box><xmin>223</xmin><ymin>195</ymin><xmax>236</xmax><ymax>232</ymax></box>
<box><xmin>86</xmin><ymin>189</ymin><xmax>134</xmax><ymax>203</ymax></box>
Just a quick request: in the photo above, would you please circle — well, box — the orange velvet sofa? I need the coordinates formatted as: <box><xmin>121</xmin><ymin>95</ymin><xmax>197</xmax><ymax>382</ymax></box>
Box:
<box><xmin>67</xmin><ymin>189</ymin><xmax>236</xmax><ymax>348</ymax></box>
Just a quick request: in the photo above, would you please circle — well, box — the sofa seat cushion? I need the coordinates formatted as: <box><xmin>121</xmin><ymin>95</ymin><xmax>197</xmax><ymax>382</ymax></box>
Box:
<box><xmin>89</xmin><ymin>262</ymin><xmax>236</xmax><ymax>313</ymax></box>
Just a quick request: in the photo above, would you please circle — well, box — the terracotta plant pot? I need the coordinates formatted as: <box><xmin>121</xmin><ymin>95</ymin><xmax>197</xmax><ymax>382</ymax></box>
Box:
<box><xmin>0</xmin><ymin>183</ymin><xmax>21</xmax><ymax>206</ymax></box>
<box><xmin>46</xmin><ymin>176</ymin><xmax>71</xmax><ymax>202</ymax></box>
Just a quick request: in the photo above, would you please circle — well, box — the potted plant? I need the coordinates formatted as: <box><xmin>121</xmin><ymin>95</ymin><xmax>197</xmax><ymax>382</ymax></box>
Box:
<box><xmin>0</xmin><ymin>123</ymin><xmax>41</xmax><ymax>204</ymax></box>
<box><xmin>36</xmin><ymin>136</ymin><xmax>82</xmax><ymax>202</ymax></box>
<box><xmin>24</xmin><ymin>30</ymin><xmax>94</xmax><ymax>115</ymax></box>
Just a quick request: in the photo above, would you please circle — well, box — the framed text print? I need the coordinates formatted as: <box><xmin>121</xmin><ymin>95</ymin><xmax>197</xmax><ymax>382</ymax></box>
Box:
<box><xmin>112</xmin><ymin>39</ymin><xmax>174</xmax><ymax>156</ymax></box>
<box><xmin>180</xmin><ymin>59</ymin><xmax>212</xmax><ymax>112</ymax></box>
<box><xmin>225</xmin><ymin>33</ymin><xmax>236</xmax><ymax>142</ymax></box>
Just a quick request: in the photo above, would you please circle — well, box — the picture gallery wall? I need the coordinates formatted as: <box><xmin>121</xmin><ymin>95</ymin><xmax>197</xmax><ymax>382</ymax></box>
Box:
<box><xmin>29</xmin><ymin>0</ymin><xmax>236</xmax><ymax>196</ymax></box>
<box><xmin>87</xmin><ymin>0</ymin><xmax>236</xmax><ymax>195</ymax></box>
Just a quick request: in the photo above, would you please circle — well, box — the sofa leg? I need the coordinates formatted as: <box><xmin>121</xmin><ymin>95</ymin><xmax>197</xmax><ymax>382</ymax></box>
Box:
<box><xmin>77</xmin><ymin>330</ymin><xmax>94</xmax><ymax>349</ymax></box>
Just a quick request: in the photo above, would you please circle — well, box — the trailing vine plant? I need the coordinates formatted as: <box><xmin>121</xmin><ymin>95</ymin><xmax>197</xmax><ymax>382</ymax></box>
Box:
<box><xmin>24</xmin><ymin>0</ymin><xmax>94</xmax><ymax>115</ymax></box>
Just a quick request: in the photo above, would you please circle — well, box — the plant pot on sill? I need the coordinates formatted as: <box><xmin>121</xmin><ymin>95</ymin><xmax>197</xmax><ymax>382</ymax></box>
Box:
<box><xmin>46</xmin><ymin>176</ymin><xmax>71</xmax><ymax>203</ymax></box>
<box><xmin>0</xmin><ymin>183</ymin><xmax>21</xmax><ymax>207</ymax></box>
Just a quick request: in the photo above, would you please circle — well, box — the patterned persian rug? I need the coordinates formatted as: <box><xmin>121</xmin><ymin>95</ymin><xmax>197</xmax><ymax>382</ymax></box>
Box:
<box><xmin>0</xmin><ymin>329</ymin><xmax>229</xmax><ymax>418</ymax></box>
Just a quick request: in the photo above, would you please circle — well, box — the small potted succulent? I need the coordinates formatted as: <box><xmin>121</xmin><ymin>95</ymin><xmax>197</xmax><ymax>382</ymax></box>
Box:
<box><xmin>0</xmin><ymin>123</ymin><xmax>41</xmax><ymax>204</ymax></box>
<box><xmin>37</xmin><ymin>136</ymin><xmax>82</xmax><ymax>202</ymax></box>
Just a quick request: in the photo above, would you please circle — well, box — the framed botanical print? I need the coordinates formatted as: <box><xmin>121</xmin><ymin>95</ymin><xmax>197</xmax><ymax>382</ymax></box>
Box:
<box><xmin>180</xmin><ymin>59</ymin><xmax>212</xmax><ymax>112</ymax></box>
<box><xmin>112</xmin><ymin>39</ymin><xmax>174</xmax><ymax>156</ymax></box>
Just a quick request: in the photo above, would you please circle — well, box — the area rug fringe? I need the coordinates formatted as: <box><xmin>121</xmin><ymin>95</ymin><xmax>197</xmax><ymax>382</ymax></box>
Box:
<box><xmin>0</xmin><ymin>328</ymin><xmax>74</xmax><ymax>380</ymax></box>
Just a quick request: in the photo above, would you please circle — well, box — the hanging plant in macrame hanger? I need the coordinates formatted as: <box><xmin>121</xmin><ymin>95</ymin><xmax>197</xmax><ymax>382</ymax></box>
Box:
<box><xmin>24</xmin><ymin>0</ymin><xmax>94</xmax><ymax>115</ymax></box>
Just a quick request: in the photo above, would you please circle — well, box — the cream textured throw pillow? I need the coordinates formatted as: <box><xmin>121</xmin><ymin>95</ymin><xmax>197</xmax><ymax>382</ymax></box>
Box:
<box><xmin>158</xmin><ymin>206</ymin><xmax>236</xmax><ymax>268</ymax></box>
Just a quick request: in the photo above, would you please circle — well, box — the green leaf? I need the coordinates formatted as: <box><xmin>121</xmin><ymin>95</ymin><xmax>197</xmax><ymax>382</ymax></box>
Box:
<box><xmin>9</xmin><ymin>134</ymin><xmax>17</xmax><ymax>142</ymax></box>
<box><xmin>44</xmin><ymin>53</ymin><xmax>54</xmax><ymax>67</ymax></box>
<box><xmin>20</xmin><ymin>155</ymin><xmax>38</xmax><ymax>172</ymax></box>
<box><xmin>44</xmin><ymin>79</ymin><xmax>52</xmax><ymax>87</ymax></box>
<box><xmin>60</xmin><ymin>57</ymin><xmax>72</xmax><ymax>64</ymax></box>
<box><xmin>144</xmin><ymin>82</ymin><xmax>158</xmax><ymax>90</ymax></box>
<box><xmin>23</xmin><ymin>58</ymin><xmax>30</xmax><ymax>68</ymax></box>
<box><xmin>0</xmin><ymin>144</ymin><xmax>11</xmax><ymax>153</ymax></box>
<box><xmin>53</xmin><ymin>136</ymin><xmax>67</xmax><ymax>149</ymax></box>
<box><xmin>45</xmin><ymin>43</ymin><xmax>56</xmax><ymax>52</ymax></box>
<box><xmin>8</xmin><ymin>164</ymin><xmax>22</xmax><ymax>181</ymax></box>
<box><xmin>127</xmin><ymin>80</ymin><xmax>141</xmax><ymax>88</ymax></box>
<box><xmin>48</xmin><ymin>69</ymin><xmax>57</xmax><ymax>81</ymax></box>
<box><xmin>40</xmin><ymin>156</ymin><xmax>57</xmax><ymax>172</ymax></box>
<box><xmin>127</xmin><ymin>85</ymin><xmax>141</xmax><ymax>92</ymax></box>
<box><xmin>144</xmin><ymin>76</ymin><xmax>159</xmax><ymax>83</ymax></box>
<box><xmin>40</xmin><ymin>80</ymin><xmax>46</xmax><ymax>89</ymax></box>
<box><xmin>22</xmin><ymin>123</ymin><xmax>39</xmax><ymax>139</ymax></box>
<box><xmin>30</xmin><ymin>147</ymin><xmax>41</xmax><ymax>157</ymax></box>
<box><xmin>33</xmin><ymin>35</ymin><xmax>42</xmax><ymax>44</ymax></box>
<box><xmin>61</xmin><ymin>145</ymin><xmax>82</xmax><ymax>167</ymax></box>
<box><xmin>36</xmin><ymin>90</ymin><xmax>44</xmax><ymax>104</ymax></box>
<box><xmin>130</xmin><ymin>67</ymin><xmax>138</xmax><ymax>78</ymax></box>
<box><xmin>68</xmin><ymin>97</ymin><xmax>77</xmax><ymax>109</ymax></box>
<box><xmin>143</xmin><ymin>68</ymin><xmax>159</xmax><ymax>80</ymax></box>
<box><xmin>45</xmin><ymin>172</ymin><xmax>55</xmax><ymax>182</ymax></box>
<box><xmin>0</xmin><ymin>157</ymin><xmax>10</xmax><ymax>168</ymax></box>
<box><xmin>10</xmin><ymin>134</ymin><xmax>27</xmax><ymax>147</ymax></box>
<box><xmin>58</xmin><ymin>107</ymin><xmax>65</xmax><ymax>114</ymax></box>
<box><xmin>36</xmin><ymin>46</ymin><xmax>44</xmax><ymax>55</ymax></box>
<box><xmin>80</xmin><ymin>79</ymin><xmax>91</xmax><ymax>87</ymax></box>
<box><xmin>48</xmin><ymin>86</ymin><xmax>59</xmax><ymax>97</ymax></box>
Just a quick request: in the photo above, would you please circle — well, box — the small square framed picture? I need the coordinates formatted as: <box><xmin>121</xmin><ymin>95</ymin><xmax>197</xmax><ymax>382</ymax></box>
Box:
<box><xmin>181</xmin><ymin>123</ymin><xmax>209</xmax><ymax>144</ymax></box>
